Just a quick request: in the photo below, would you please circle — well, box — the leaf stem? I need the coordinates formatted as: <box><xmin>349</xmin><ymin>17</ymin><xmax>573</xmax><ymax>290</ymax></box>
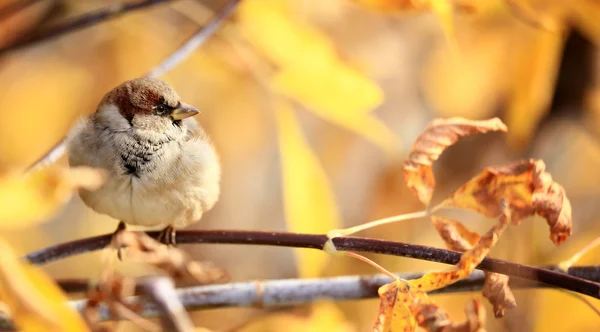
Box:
<box><xmin>327</xmin><ymin>210</ymin><xmax>430</xmax><ymax>238</ymax></box>
<box><xmin>344</xmin><ymin>252</ymin><xmax>399</xmax><ymax>281</ymax></box>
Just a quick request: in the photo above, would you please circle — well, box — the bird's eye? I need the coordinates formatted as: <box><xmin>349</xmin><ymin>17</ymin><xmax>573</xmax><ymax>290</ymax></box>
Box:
<box><xmin>155</xmin><ymin>104</ymin><xmax>167</xmax><ymax>113</ymax></box>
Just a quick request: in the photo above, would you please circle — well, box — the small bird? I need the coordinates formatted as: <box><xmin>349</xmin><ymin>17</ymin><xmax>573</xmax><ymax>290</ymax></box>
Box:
<box><xmin>67</xmin><ymin>78</ymin><xmax>221</xmax><ymax>244</ymax></box>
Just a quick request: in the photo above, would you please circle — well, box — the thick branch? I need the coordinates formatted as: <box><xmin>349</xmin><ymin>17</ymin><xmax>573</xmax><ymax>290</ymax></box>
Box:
<box><xmin>0</xmin><ymin>0</ymin><xmax>176</xmax><ymax>54</ymax></box>
<box><xmin>23</xmin><ymin>230</ymin><xmax>600</xmax><ymax>299</ymax></box>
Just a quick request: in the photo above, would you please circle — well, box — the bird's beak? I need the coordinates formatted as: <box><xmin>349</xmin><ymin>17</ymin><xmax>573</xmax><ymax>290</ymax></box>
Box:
<box><xmin>171</xmin><ymin>103</ymin><xmax>200</xmax><ymax>120</ymax></box>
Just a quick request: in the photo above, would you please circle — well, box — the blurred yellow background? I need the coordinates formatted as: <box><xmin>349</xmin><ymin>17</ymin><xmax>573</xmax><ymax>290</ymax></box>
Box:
<box><xmin>0</xmin><ymin>0</ymin><xmax>599</xmax><ymax>331</ymax></box>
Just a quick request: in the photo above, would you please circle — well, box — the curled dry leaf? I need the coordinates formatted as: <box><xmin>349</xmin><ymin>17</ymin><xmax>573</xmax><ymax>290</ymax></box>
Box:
<box><xmin>410</xmin><ymin>299</ymin><xmax>486</xmax><ymax>332</ymax></box>
<box><xmin>0</xmin><ymin>166</ymin><xmax>106</xmax><ymax>229</ymax></box>
<box><xmin>403</xmin><ymin>117</ymin><xmax>507</xmax><ymax>206</ymax></box>
<box><xmin>482</xmin><ymin>273</ymin><xmax>515</xmax><ymax>318</ymax></box>
<box><xmin>439</xmin><ymin>159</ymin><xmax>572</xmax><ymax>245</ymax></box>
<box><xmin>432</xmin><ymin>217</ymin><xmax>516</xmax><ymax>317</ymax></box>
<box><xmin>111</xmin><ymin>231</ymin><xmax>229</xmax><ymax>284</ymax></box>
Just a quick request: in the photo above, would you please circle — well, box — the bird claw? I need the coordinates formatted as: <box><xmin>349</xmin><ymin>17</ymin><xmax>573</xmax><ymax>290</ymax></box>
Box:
<box><xmin>157</xmin><ymin>225</ymin><xmax>177</xmax><ymax>246</ymax></box>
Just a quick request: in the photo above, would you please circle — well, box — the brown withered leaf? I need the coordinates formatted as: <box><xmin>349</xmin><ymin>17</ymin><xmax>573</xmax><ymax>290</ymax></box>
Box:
<box><xmin>410</xmin><ymin>299</ymin><xmax>486</xmax><ymax>332</ymax></box>
<box><xmin>482</xmin><ymin>273</ymin><xmax>516</xmax><ymax>318</ymax></box>
<box><xmin>403</xmin><ymin>117</ymin><xmax>507</xmax><ymax>206</ymax></box>
<box><xmin>431</xmin><ymin>216</ymin><xmax>480</xmax><ymax>251</ymax></box>
<box><xmin>440</xmin><ymin>159</ymin><xmax>572</xmax><ymax>245</ymax></box>
<box><xmin>432</xmin><ymin>216</ymin><xmax>516</xmax><ymax>318</ymax></box>
<box><xmin>110</xmin><ymin>231</ymin><xmax>229</xmax><ymax>284</ymax></box>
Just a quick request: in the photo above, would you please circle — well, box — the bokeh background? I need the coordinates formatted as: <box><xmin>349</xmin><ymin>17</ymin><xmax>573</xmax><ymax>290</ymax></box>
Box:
<box><xmin>1</xmin><ymin>0</ymin><xmax>599</xmax><ymax>330</ymax></box>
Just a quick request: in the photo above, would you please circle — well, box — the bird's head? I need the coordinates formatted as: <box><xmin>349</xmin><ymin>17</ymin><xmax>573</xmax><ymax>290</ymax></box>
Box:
<box><xmin>95</xmin><ymin>77</ymin><xmax>199</xmax><ymax>133</ymax></box>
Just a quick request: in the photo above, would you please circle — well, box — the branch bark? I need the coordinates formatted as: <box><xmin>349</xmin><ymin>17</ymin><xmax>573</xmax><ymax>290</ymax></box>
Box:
<box><xmin>0</xmin><ymin>0</ymin><xmax>176</xmax><ymax>54</ymax></box>
<box><xmin>67</xmin><ymin>268</ymin><xmax>599</xmax><ymax>322</ymax></box>
<box><xmin>23</xmin><ymin>230</ymin><xmax>600</xmax><ymax>299</ymax></box>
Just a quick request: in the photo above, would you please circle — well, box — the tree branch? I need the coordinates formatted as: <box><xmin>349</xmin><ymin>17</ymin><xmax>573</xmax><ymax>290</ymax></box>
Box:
<box><xmin>0</xmin><ymin>0</ymin><xmax>176</xmax><ymax>54</ymax></box>
<box><xmin>67</xmin><ymin>269</ymin><xmax>598</xmax><ymax>322</ymax></box>
<box><xmin>23</xmin><ymin>230</ymin><xmax>600</xmax><ymax>299</ymax></box>
<box><xmin>145</xmin><ymin>0</ymin><xmax>241</xmax><ymax>78</ymax></box>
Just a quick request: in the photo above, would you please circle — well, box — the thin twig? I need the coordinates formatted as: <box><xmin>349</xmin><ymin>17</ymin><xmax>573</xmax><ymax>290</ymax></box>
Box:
<box><xmin>145</xmin><ymin>0</ymin><xmax>241</xmax><ymax>78</ymax></box>
<box><xmin>138</xmin><ymin>277</ymin><xmax>195</xmax><ymax>332</ymax></box>
<box><xmin>0</xmin><ymin>0</ymin><xmax>176</xmax><ymax>54</ymax></box>
<box><xmin>22</xmin><ymin>230</ymin><xmax>600</xmax><ymax>299</ymax></box>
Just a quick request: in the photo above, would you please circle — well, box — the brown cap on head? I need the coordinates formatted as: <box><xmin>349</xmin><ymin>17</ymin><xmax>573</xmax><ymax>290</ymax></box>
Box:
<box><xmin>100</xmin><ymin>77</ymin><xmax>192</xmax><ymax>122</ymax></box>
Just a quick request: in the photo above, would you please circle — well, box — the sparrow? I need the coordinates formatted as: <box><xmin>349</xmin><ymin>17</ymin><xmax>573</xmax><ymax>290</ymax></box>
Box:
<box><xmin>67</xmin><ymin>77</ymin><xmax>221</xmax><ymax>244</ymax></box>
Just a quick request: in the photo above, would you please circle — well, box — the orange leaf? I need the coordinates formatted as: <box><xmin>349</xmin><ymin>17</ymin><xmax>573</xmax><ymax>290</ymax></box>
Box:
<box><xmin>439</xmin><ymin>159</ymin><xmax>572</xmax><ymax>245</ymax></box>
<box><xmin>432</xmin><ymin>216</ymin><xmax>516</xmax><ymax>317</ymax></box>
<box><xmin>482</xmin><ymin>272</ymin><xmax>516</xmax><ymax>318</ymax></box>
<box><xmin>403</xmin><ymin>117</ymin><xmax>507</xmax><ymax>206</ymax></box>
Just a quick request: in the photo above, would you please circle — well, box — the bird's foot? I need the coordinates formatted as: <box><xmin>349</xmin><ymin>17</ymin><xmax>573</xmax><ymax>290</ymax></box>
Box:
<box><xmin>157</xmin><ymin>224</ymin><xmax>177</xmax><ymax>246</ymax></box>
<box><xmin>112</xmin><ymin>221</ymin><xmax>127</xmax><ymax>260</ymax></box>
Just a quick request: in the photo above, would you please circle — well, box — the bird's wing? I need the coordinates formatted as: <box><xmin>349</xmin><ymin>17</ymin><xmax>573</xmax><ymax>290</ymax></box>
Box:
<box><xmin>26</xmin><ymin>138</ymin><xmax>68</xmax><ymax>172</ymax></box>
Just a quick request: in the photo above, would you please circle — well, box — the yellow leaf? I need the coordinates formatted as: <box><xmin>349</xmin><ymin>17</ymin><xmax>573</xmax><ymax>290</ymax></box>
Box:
<box><xmin>374</xmin><ymin>281</ymin><xmax>416</xmax><ymax>332</ymax></box>
<box><xmin>0</xmin><ymin>56</ymin><xmax>91</xmax><ymax>170</ymax></box>
<box><xmin>0</xmin><ymin>240</ymin><xmax>89</xmax><ymax>331</ymax></box>
<box><xmin>275</xmin><ymin>100</ymin><xmax>341</xmax><ymax>278</ymax></box>
<box><xmin>0</xmin><ymin>167</ymin><xmax>106</xmax><ymax>229</ymax></box>
<box><xmin>505</xmin><ymin>26</ymin><xmax>565</xmax><ymax>150</ymax></box>
<box><xmin>238</xmin><ymin>0</ymin><xmax>397</xmax><ymax>154</ymax></box>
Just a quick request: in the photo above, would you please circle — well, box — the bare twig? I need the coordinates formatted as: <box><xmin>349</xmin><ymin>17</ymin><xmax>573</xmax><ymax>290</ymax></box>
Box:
<box><xmin>0</xmin><ymin>268</ymin><xmax>595</xmax><ymax>329</ymax></box>
<box><xmin>145</xmin><ymin>0</ymin><xmax>241</xmax><ymax>78</ymax></box>
<box><xmin>63</xmin><ymin>270</ymin><xmax>597</xmax><ymax>324</ymax></box>
<box><xmin>22</xmin><ymin>230</ymin><xmax>600</xmax><ymax>299</ymax></box>
<box><xmin>138</xmin><ymin>277</ymin><xmax>195</xmax><ymax>332</ymax></box>
<box><xmin>0</xmin><ymin>0</ymin><xmax>176</xmax><ymax>54</ymax></box>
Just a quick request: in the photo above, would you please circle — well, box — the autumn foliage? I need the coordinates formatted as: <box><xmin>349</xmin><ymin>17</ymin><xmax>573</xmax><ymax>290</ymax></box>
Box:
<box><xmin>369</xmin><ymin>117</ymin><xmax>573</xmax><ymax>331</ymax></box>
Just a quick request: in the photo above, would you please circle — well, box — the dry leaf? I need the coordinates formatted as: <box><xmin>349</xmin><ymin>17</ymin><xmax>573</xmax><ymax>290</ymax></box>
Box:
<box><xmin>374</xmin><ymin>280</ymin><xmax>420</xmax><ymax>332</ymax></box>
<box><xmin>275</xmin><ymin>100</ymin><xmax>341</xmax><ymax>278</ymax></box>
<box><xmin>431</xmin><ymin>216</ymin><xmax>480</xmax><ymax>251</ymax></box>
<box><xmin>439</xmin><ymin>159</ymin><xmax>572</xmax><ymax>245</ymax></box>
<box><xmin>111</xmin><ymin>231</ymin><xmax>228</xmax><ymax>284</ymax></box>
<box><xmin>410</xmin><ymin>299</ymin><xmax>486</xmax><ymax>332</ymax></box>
<box><xmin>0</xmin><ymin>166</ymin><xmax>106</xmax><ymax>229</ymax></box>
<box><xmin>403</xmin><ymin>117</ymin><xmax>507</xmax><ymax>206</ymax></box>
<box><xmin>410</xmin><ymin>302</ymin><xmax>452</xmax><ymax>332</ymax></box>
<box><xmin>482</xmin><ymin>272</ymin><xmax>515</xmax><ymax>317</ymax></box>
<box><xmin>0</xmin><ymin>240</ymin><xmax>89</xmax><ymax>331</ymax></box>
<box><xmin>432</xmin><ymin>216</ymin><xmax>516</xmax><ymax>317</ymax></box>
